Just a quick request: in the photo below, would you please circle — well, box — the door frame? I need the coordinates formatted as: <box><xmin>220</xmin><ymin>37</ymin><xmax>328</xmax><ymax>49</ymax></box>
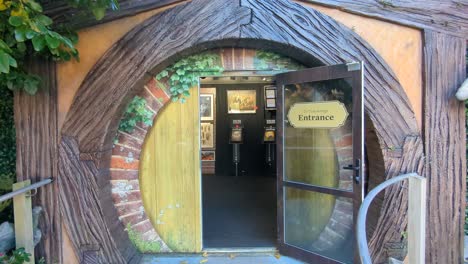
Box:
<box><xmin>274</xmin><ymin>63</ymin><xmax>364</xmax><ymax>264</ymax></box>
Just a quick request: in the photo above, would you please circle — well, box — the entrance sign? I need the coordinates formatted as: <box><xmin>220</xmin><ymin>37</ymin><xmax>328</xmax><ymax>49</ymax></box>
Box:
<box><xmin>287</xmin><ymin>101</ymin><xmax>349</xmax><ymax>128</ymax></box>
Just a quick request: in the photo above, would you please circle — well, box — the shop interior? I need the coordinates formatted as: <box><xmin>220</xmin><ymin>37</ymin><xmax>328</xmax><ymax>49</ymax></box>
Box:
<box><xmin>199</xmin><ymin>76</ymin><xmax>277</xmax><ymax>249</ymax></box>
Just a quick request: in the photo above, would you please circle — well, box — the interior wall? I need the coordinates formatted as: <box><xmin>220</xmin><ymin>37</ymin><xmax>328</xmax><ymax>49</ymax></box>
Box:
<box><xmin>205</xmin><ymin>83</ymin><xmax>274</xmax><ymax>177</ymax></box>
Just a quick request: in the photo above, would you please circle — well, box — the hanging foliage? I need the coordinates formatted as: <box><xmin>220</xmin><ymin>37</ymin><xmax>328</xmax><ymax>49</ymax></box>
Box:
<box><xmin>156</xmin><ymin>52</ymin><xmax>224</xmax><ymax>103</ymax></box>
<box><xmin>0</xmin><ymin>0</ymin><xmax>119</xmax><ymax>94</ymax></box>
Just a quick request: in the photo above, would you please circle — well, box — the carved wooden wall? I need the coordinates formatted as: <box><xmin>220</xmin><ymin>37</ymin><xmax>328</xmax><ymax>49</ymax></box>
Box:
<box><xmin>14</xmin><ymin>58</ymin><xmax>62</xmax><ymax>264</ymax></box>
<box><xmin>56</xmin><ymin>0</ymin><xmax>427</xmax><ymax>262</ymax></box>
<box><xmin>12</xmin><ymin>0</ymin><xmax>465</xmax><ymax>263</ymax></box>
<box><xmin>423</xmin><ymin>31</ymin><xmax>466</xmax><ymax>264</ymax></box>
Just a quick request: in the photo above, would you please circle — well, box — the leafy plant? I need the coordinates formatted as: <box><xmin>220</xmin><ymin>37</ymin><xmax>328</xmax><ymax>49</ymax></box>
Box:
<box><xmin>0</xmin><ymin>89</ymin><xmax>15</xmax><ymax>222</ymax></box>
<box><xmin>0</xmin><ymin>0</ymin><xmax>119</xmax><ymax>94</ymax></box>
<box><xmin>127</xmin><ymin>224</ymin><xmax>161</xmax><ymax>253</ymax></box>
<box><xmin>254</xmin><ymin>50</ymin><xmax>303</xmax><ymax>71</ymax></box>
<box><xmin>117</xmin><ymin>96</ymin><xmax>153</xmax><ymax>134</ymax></box>
<box><xmin>156</xmin><ymin>52</ymin><xmax>223</xmax><ymax>103</ymax></box>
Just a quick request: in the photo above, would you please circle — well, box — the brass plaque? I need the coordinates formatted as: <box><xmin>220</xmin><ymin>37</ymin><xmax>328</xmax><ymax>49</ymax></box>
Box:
<box><xmin>287</xmin><ymin>101</ymin><xmax>348</xmax><ymax>128</ymax></box>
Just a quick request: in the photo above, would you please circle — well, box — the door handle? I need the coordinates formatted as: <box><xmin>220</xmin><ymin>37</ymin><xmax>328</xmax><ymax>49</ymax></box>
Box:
<box><xmin>343</xmin><ymin>159</ymin><xmax>361</xmax><ymax>184</ymax></box>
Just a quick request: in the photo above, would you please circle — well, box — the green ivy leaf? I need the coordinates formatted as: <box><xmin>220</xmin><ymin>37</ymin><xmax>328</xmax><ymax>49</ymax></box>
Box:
<box><xmin>0</xmin><ymin>40</ymin><xmax>12</xmax><ymax>53</ymax></box>
<box><xmin>91</xmin><ymin>7</ymin><xmax>107</xmax><ymax>20</ymax></box>
<box><xmin>26</xmin><ymin>0</ymin><xmax>43</xmax><ymax>12</ymax></box>
<box><xmin>8</xmin><ymin>55</ymin><xmax>17</xmax><ymax>68</ymax></box>
<box><xmin>14</xmin><ymin>28</ymin><xmax>27</xmax><ymax>42</ymax></box>
<box><xmin>25</xmin><ymin>29</ymin><xmax>37</xmax><ymax>39</ymax></box>
<box><xmin>8</xmin><ymin>16</ymin><xmax>23</xmax><ymax>27</ymax></box>
<box><xmin>23</xmin><ymin>78</ymin><xmax>39</xmax><ymax>95</ymax></box>
<box><xmin>36</xmin><ymin>15</ymin><xmax>53</xmax><ymax>26</ymax></box>
<box><xmin>0</xmin><ymin>51</ymin><xmax>10</xmax><ymax>73</ymax></box>
<box><xmin>45</xmin><ymin>34</ymin><xmax>60</xmax><ymax>49</ymax></box>
<box><xmin>31</xmin><ymin>35</ymin><xmax>45</xmax><ymax>51</ymax></box>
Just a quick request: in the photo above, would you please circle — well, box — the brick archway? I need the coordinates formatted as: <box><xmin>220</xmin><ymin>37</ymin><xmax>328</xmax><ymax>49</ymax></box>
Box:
<box><xmin>59</xmin><ymin>0</ymin><xmax>423</xmax><ymax>262</ymax></box>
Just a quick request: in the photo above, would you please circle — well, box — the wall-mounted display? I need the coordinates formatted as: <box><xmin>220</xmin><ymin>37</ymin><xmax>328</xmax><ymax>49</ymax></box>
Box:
<box><xmin>201</xmin><ymin>122</ymin><xmax>214</xmax><ymax>148</ymax></box>
<box><xmin>201</xmin><ymin>151</ymin><xmax>215</xmax><ymax>161</ymax></box>
<box><xmin>227</xmin><ymin>90</ymin><xmax>257</xmax><ymax>114</ymax></box>
<box><xmin>265</xmin><ymin>86</ymin><xmax>276</xmax><ymax>99</ymax></box>
<box><xmin>264</xmin><ymin>85</ymin><xmax>277</xmax><ymax>110</ymax></box>
<box><xmin>266</xmin><ymin>98</ymin><xmax>276</xmax><ymax>109</ymax></box>
<box><xmin>200</xmin><ymin>94</ymin><xmax>214</xmax><ymax>121</ymax></box>
<box><xmin>263</xmin><ymin>127</ymin><xmax>276</xmax><ymax>143</ymax></box>
<box><xmin>230</xmin><ymin>128</ymin><xmax>243</xmax><ymax>143</ymax></box>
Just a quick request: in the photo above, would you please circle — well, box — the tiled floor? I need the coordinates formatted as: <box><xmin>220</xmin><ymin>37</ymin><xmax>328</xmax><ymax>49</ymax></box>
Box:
<box><xmin>140</xmin><ymin>253</ymin><xmax>305</xmax><ymax>264</ymax></box>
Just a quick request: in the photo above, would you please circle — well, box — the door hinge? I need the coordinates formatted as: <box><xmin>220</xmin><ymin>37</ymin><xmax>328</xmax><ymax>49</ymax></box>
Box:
<box><xmin>346</xmin><ymin>61</ymin><xmax>361</xmax><ymax>72</ymax></box>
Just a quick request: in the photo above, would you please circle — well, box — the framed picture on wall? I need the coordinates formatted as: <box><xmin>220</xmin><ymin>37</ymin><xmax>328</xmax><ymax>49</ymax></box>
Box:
<box><xmin>264</xmin><ymin>85</ymin><xmax>276</xmax><ymax>99</ymax></box>
<box><xmin>266</xmin><ymin>98</ymin><xmax>276</xmax><ymax>109</ymax></box>
<box><xmin>201</xmin><ymin>122</ymin><xmax>214</xmax><ymax>148</ymax></box>
<box><xmin>201</xmin><ymin>151</ymin><xmax>215</xmax><ymax>161</ymax></box>
<box><xmin>264</xmin><ymin>85</ymin><xmax>277</xmax><ymax>110</ymax></box>
<box><xmin>200</xmin><ymin>94</ymin><xmax>214</xmax><ymax>121</ymax></box>
<box><xmin>227</xmin><ymin>90</ymin><xmax>257</xmax><ymax>114</ymax></box>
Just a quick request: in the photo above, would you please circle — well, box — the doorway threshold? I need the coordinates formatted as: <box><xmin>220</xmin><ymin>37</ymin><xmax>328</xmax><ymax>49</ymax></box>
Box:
<box><xmin>203</xmin><ymin>247</ymin><xmax>277</xmax><ymax>253</ymax></box>
<box><xmin>140</xmin><ymin>251</ymin><xmax>306</xmax><ymax>264</ymax></box>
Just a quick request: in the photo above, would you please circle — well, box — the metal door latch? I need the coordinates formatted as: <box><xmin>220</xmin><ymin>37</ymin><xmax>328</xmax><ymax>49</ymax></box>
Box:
<box><xmin>343</xmin><ymin>159</ymin><xmax>361</xmax><ymax>184</ymax></box>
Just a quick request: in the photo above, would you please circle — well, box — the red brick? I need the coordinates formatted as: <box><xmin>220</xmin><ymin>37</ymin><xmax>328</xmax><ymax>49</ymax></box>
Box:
<box><xmin>112</xmin><ymin>144</ymin><xmax>141</xmax><ymax>160</ymax></box>
<box><xmin>116</xmin><ymin>201</ymin><xmax>143</xmax><ymax>216</ymax></box>
<box><xmin>120</xmin><ymin>212</ymin><xmax>147</xmax><ymax>226</ymax></box>
<box><xmin>112</xmin><ymin>190</ymin><xmax>142</xmax><ymax>204</ymax></box>
<box><xmin>131</xmin><ymin>220</ymin><xmax>154</xmax><ymax>233</ymax></box>
<box><xmin>116</xmin><ymin>132</ymin><xmax>143</xmax><ymax>150</ymax></box>
<box><xmin>110</xmin><ymin>156</ymin><xmax>139</xmax><ymax>170</ymax></box>
<box><xmin>334</xmin><ymin>134</ymin><xmax>352</xmax><ymax>148</ymax></box>
<box><xmin>130</xmin><ymin>124</ymin><xmax>149</xmax><ymax>140</ymax></box>
<box><xmin>140</xmin><ymin>87</ymin><xmax>164</xmax><ymax>114</ymax></box>
<box><xmin>128</xmin><ymin>180</ymin><xmax>140</xmax><ymax>190</ymax></box>
<box><xmin>110</xmin><ymin>169</ymin><xmax>139</xmax><ymax>180</ymax></box>
<box><xmin>146</xmin><ymin>78</ymin><xmax>170</xmax><ymax>103</ymax></box>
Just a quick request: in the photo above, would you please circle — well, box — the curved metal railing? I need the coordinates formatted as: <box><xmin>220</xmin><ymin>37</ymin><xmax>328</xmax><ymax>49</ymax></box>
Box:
<box><xmin>356</xmin><ymin>172</ymin><xmax>426</xmax><ymax>264</ymax></box>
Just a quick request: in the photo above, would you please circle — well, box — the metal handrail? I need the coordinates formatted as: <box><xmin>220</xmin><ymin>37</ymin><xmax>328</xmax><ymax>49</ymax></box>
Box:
<box><xmin>356</xmin><ymin>172</ymin><xmax>425</xmax><ymax>264</ymax></box>
<box><xmin>0</xmin><ymin>178</ymin><xmax>53</xmax><ymax>203</ymax></box>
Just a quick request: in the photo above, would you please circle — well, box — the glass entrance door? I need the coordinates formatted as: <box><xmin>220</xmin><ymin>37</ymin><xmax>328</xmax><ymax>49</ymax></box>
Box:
<box><xmin>275</xmin><ymin>63</ymin><xmax>364</xmax><ymax>264</ymax></box>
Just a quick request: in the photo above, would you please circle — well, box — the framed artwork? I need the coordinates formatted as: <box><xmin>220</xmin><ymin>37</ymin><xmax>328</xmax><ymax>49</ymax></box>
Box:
<box><xmin>266</xmin><ymin>98</ymin><xmax>276</xmax><ymax>109</ymax></box>
<box><xmin>263</xmin><ymin>127</ymin><xmax>276</xmax><ymax>143</ymax></box>
<box><xmin>264</xmin><ymin>85</ymin><xmax>277</xmax><ymax>110</ymax></box>
<box><xmin>201</xmin><ymin>151</ymin><xmax>215</xmax><ymax>161</ymax></box>
<box><xmin>265</xmin><ymin>86</ymin><xmax>276</xmax><ymax>99</ymax></box>
<box><xmin>230</xmin><ymin>128</ymin><xmax>243</xmax><ymax>143</ymax></box>
<box><xmin>227</xmin><ymin>90</ymin><xmax>257</xmax><ymax>114</ymax></box>
<box><xmin>201</xmin><ymin>122</ymin><xmax>214</xmax><ymax>148</ymax></box>
<box><xmin>200</xmin><ymin>94</ymin><xmax>214</xmax><ymax>121</ymax></box>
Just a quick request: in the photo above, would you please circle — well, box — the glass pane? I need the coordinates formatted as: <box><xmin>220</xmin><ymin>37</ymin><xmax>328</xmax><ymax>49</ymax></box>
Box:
<box><xmin>284</xmin><ymin>187</ymin><xmax>354</xmax><ymax>264</ymax></box>
<box><xmin>283</xmin><ymin>78</ymin><xmax>353</xmax><ymax>191</ymax></box>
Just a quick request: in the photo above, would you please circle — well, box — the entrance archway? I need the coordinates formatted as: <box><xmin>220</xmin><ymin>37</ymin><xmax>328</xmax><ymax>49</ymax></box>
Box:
<box><xmin>58</xmin><ymin>0</ymin><xmax>423</xmax><ymax>262</ymax></box>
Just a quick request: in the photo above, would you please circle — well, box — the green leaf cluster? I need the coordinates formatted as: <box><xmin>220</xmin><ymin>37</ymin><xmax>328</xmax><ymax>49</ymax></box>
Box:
<box><xmin>254</xmin><ymin>50</ymin><xmax>303</xmax><ymax>71</ymax></box>
<box><xmin>66</xmin><ymin>0</ymin><xmax>119</xmax><ymax>20</ymax></box>
<box><xmin>0</xmin><ymin>90</ymin><xmax>15</xmax><ymax>222</ymax></box>
<box><xmin>117</xmin><ymin>96</ymin><xmax>153</xmax><ymax>134</ymax></box>
<box><xmin>0</xmin><ymin>248</ymin><xmax>46</xmax><ymax>264</ymax></box>
<box><xmin>0</xmin><ymin>0</ymin><xmax>119</xmax><ymax>94</ymax></box>
<box><xmin>156</xmin><ymin>52</ymin><xmax>224</xmax><ymax>103</ymax></box>
<box><xmin>0</xmin><ymin>0</ymin><xmax>81</xmax><ymax>94</ymax></box>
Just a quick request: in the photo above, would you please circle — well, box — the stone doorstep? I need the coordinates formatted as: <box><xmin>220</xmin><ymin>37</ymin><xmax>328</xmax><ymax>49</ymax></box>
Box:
<box><xmin>139</xmin><ymin>252</ymin><xmax>306</xmax><ymax>264</ymax></box>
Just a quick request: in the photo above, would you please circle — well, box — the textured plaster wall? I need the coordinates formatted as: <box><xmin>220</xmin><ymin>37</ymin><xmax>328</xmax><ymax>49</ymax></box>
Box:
<box><xmin>299</xmin><ymin>2</ymin><xmax>423</xmax><ymax>128</ymax></box>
